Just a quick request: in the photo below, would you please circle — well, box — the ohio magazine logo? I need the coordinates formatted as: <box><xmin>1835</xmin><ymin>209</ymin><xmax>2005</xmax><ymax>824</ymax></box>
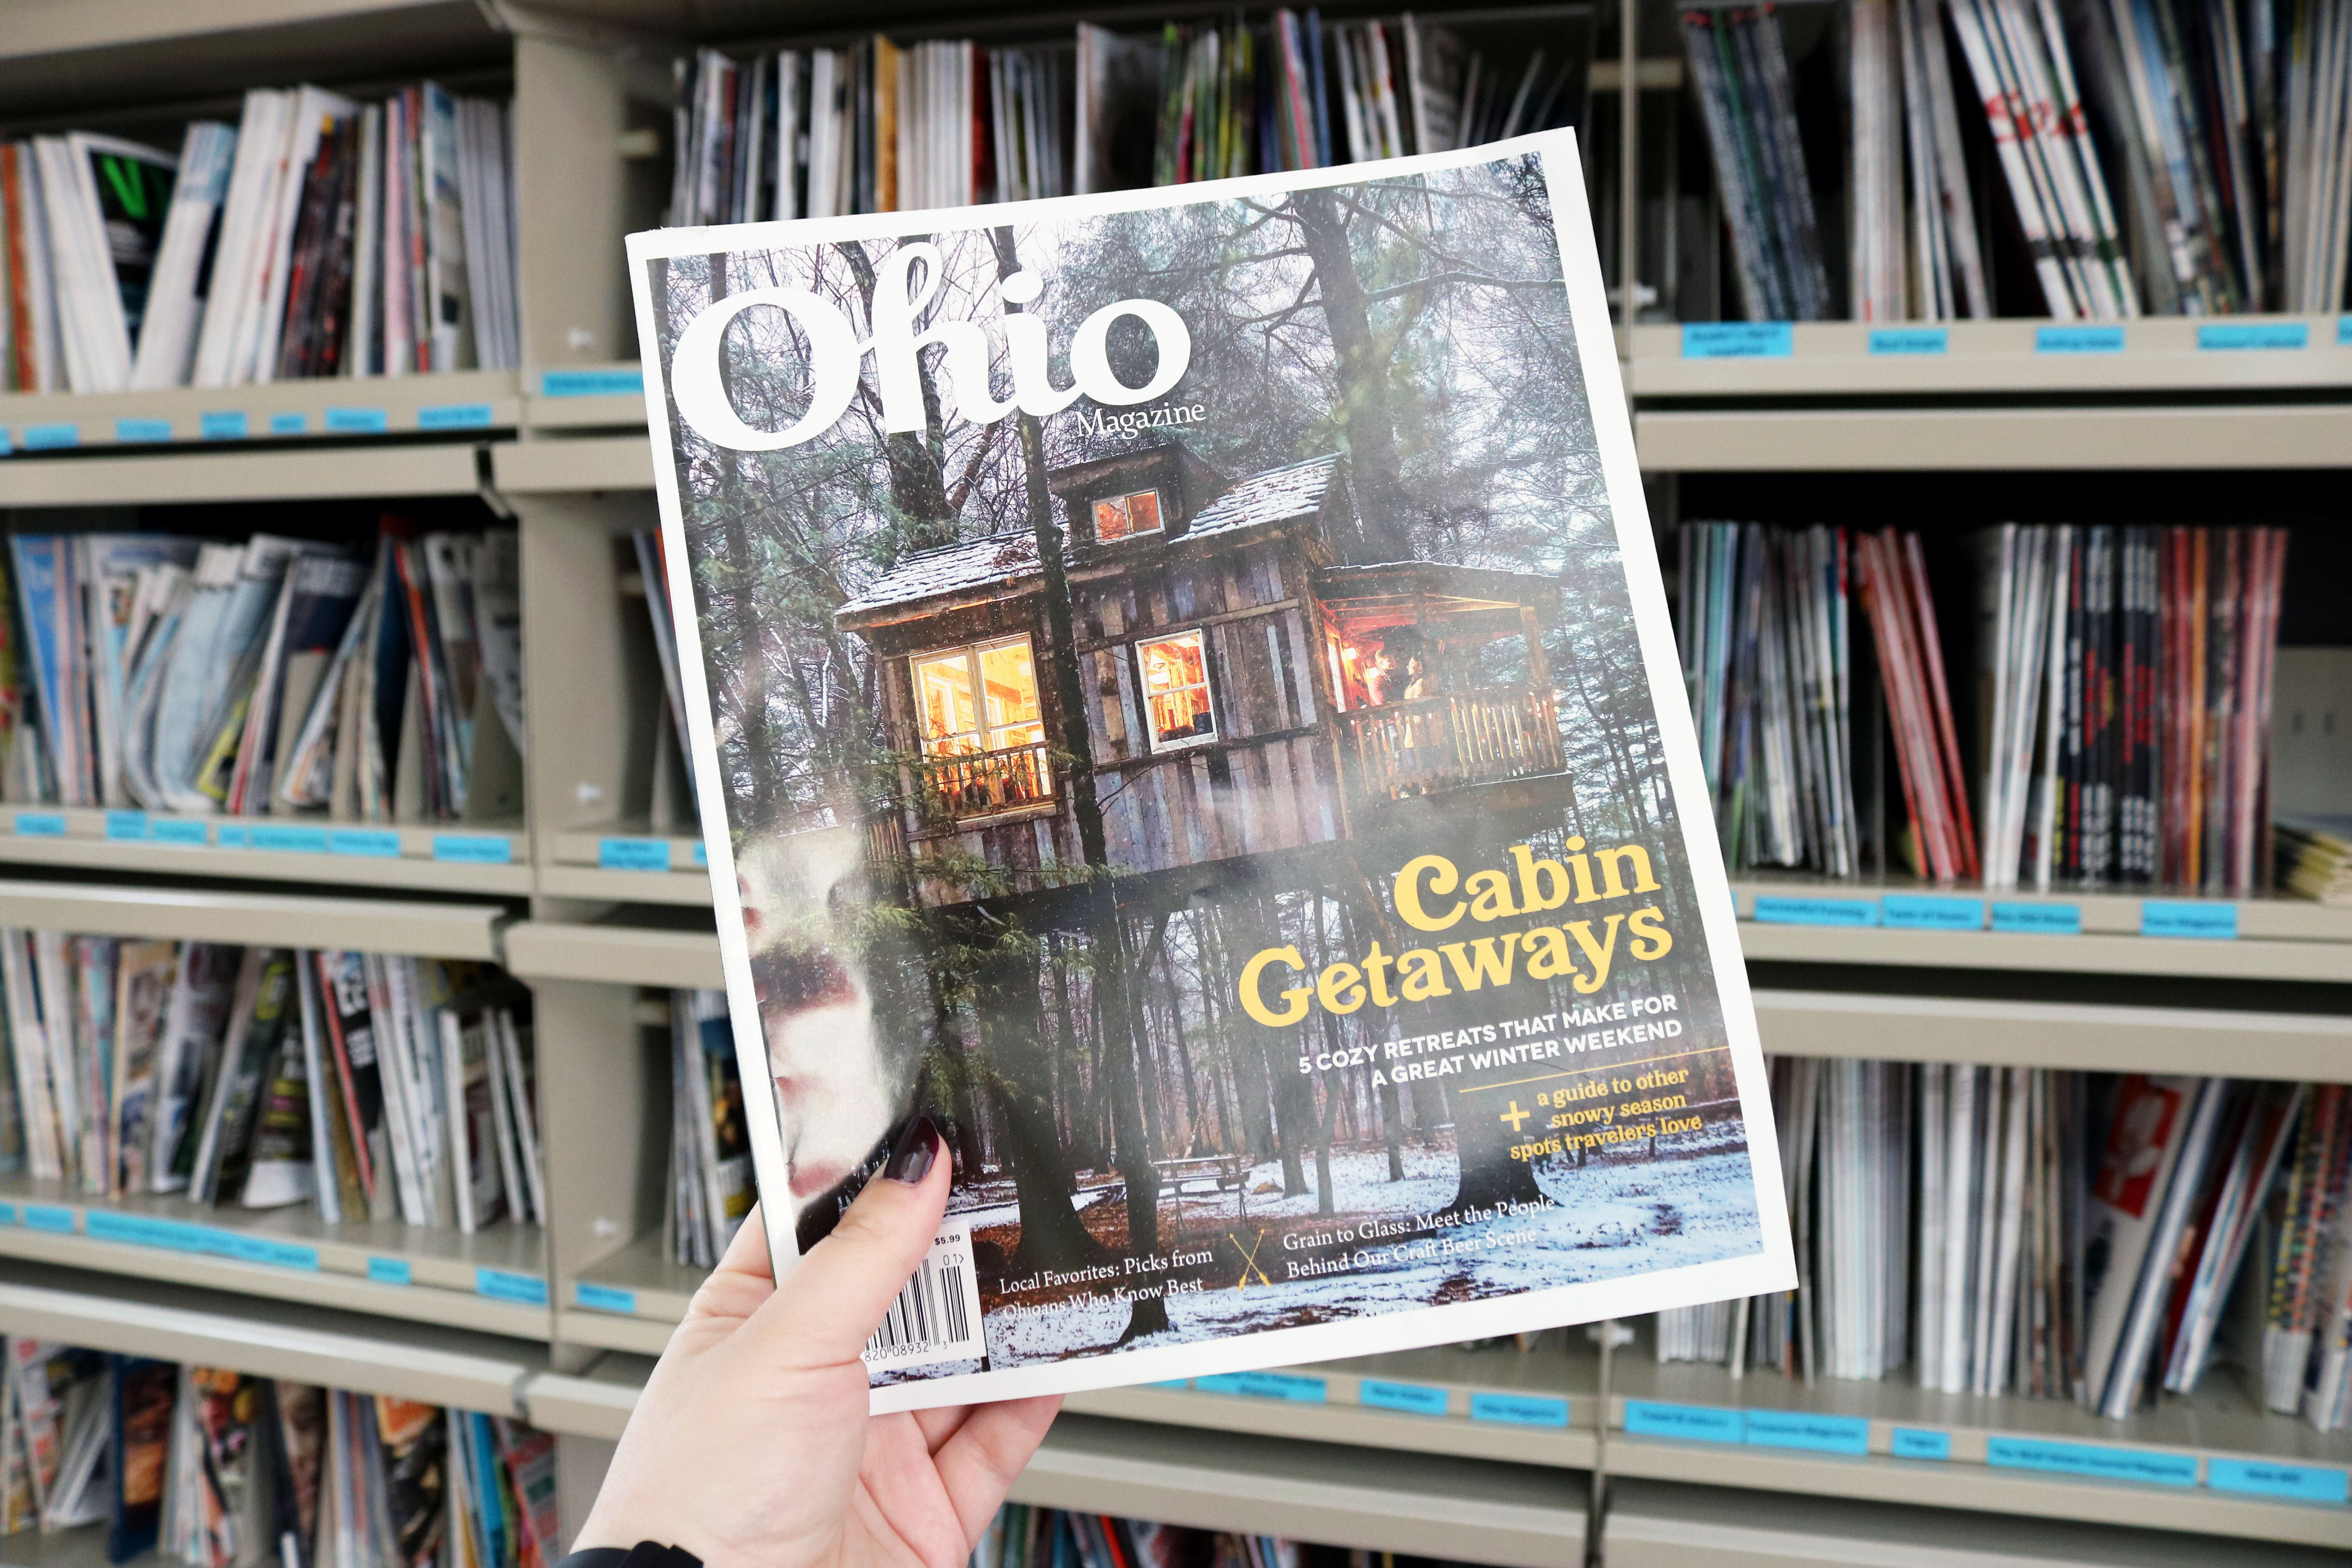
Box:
<box><xmin>670</xmin><ymin>243</ymin><xmax>1194</xmax><ymax>451</ymax></box>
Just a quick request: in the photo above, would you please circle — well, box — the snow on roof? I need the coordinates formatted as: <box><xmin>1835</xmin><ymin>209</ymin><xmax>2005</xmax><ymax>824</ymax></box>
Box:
<box><xmin>837</xmin><ymin>454</ymin><xmax>1337</xmax><ymax>616</ymax></box>
<box><xmin>1187</xmin><ymin>454</ymin><xmax>1338</xmax><ymax>538</ymax></box>
<box><xmin>836</xmin><ymin>532</ymin><xmax>1040</xmax><ymax>616</ymax></box>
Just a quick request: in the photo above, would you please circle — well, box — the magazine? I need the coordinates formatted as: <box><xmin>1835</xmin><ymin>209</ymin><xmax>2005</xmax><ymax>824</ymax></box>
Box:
<box><xmin>628</xmin><ymin>129</ymin><xmax>1793</xmax><ymax>1410</ymax></box>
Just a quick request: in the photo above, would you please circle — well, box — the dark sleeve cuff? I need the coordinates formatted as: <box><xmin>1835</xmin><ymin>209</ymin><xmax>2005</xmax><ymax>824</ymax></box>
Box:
<box><xmin>557</xmin><ymin>1543</ymin><xmax>703</xmax><ymax>1568</ymax></box>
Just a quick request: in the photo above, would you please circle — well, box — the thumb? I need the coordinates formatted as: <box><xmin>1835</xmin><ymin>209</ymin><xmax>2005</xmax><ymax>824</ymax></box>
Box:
<box><xmin>756</xmin><ymin>1116</ymin><xmax>952</xmax><ymax>1369</ymax></box>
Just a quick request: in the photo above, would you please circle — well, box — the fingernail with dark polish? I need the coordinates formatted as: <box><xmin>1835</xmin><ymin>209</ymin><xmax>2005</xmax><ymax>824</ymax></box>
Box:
<box><xmin>885</xmin><ymin>1114</ymin><xmax>942</xmax><ymax>1183</ymax></box>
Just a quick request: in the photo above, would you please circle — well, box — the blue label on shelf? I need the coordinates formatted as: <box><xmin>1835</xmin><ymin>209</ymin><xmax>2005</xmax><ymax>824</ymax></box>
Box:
<box><xmin>23</xmin><ymin>423</ymin><xmax>78</xmax><ymax>450</ymax></box>
<box><xmin>1891</xmin><ymin>1427</ymin><xmax>1952</xmax><ymax>1461</ymax></box>
<box><xmin>1682</xmin><ymin>322</ymin><xmax>1793</xmax><ymax>359</ymax></box>
<box><xmin>328</xmin><ymin>829</ymin><xmax>402</xmax><ymax>858</ymax></box>
<box><xmin>2036</xmin><ymin>325</ymin><xmax>2124</xmax><ymax>354</ymax></box>
<box><xmin>599</xmin><ymin>837</ymin><xmax>671</xmax><ymax>872</ymax></box>
<box><xmin>208</xmin><ymin>1229</ymin><xmax>321</xmax><ymax>1270</ymax></box>
<box><xmin>13</xmin><ymin>812</ymin><xmax>64</xmax><ymax>837</ymax></box>
<box><xmin>1986</xmin><ymin>1436</ymin><xmax>2195</xmax><ymax>1487</ymax></box>
<box><xmin>476</xmin><ymin>1268</ymin><xmax>549</xmax><ymax>1306</ymax></box>
<box><xmin>1469</xmin><ymin>1392</ymin><xmax>1570</xmax><ymax>1428</ymax></box>
<box><xmin>1881</xmin><ymin>893</ymin><xmax>1985</xmax><ymax>931</ymax></box>
<box><xmin>0</xmin><ymin>1205</ymin><xmax>16</xmax><ymax>1225</ymax></box>
<box><xmin>105</xmin><ymin>811</ymin><xmax>148</xmax><ymax>842</ymax></box>
<box><xmin>215</xmin><ymin>825</ymin><xmax>250</xmax><ymax>848</ymax></box>
<box><xmin>2198</xmin><ymin>321</ymin><xmax>2308</xmax><ymax>351</ymax></box>
<box><xmin>433</xmin><ymin>833</ymin><xmax>513</xmax><ymax>864</ymax></box>
<box><xmin>1147</xmin><ymin>1379</ymin><xmax>1191</xmax><ymax>1389</ymax></box>
<box><xmin>1867</xmin><ymin>327</ymin><xmax>1947</xmax><ymax>355</ymax></box>
<box><xmin>252</xmin><ymin>824</ymin><xmax>332</xmax><ymax>854</ymax></box>
<box><xmin>85</xmin><ymin>1210</ymin><xmax>319</xmax><ymax>1270</ymax></box>
<box><xmin>1991</xmin><ymin>900</ymin><xmax>2081</xmax><ymax>935</ymax></box>
<box><xmin>2341</xmin><ymin>316</ymin><xmax>2352</xmax><ymax>346</ymax></box>
<box><xmin>1753</xmin><ymin>895</ymin><xmax>1880</xmax><ymax>927</ymax></box>
<box><xmin>1357</xmin><ymin>1379</ymin><xmax>1449</xmax><ymax>1416</ymax></box>
<box><xmin>24</xmin><ymin>1205</ymin><xmax>73</xmax><ymax>1233</ymax></box>
<box><xmin>541</xmin><ymin>368</ymin><xmax>646</xmax><ymax>397</ymax></box>
<box><xmin>2141</xmin><ymin>900</ymin><xmax>2238</xmax><ymax>940</ymax></box>
<box><xmin>0</xmin><ymin>429</ymin><xmax>12</xmax><ymax>455</ymax></box>
<box><xmin>200</xmin><ymin>410</ymin><xmax>250</xmax><ymax>440</ymax></box>
<box><xmin>151</xmin><ymin>818</ymin><xmax>206</xmax><ymax>846</ymax></box>
<box><xmin>574</xmin><ymin>1282</ymin><xmax>639</xmax><ymax>1315</ymax></box>
<box><xmin>2206</xmin><ymin>1457</ymin><xmax>2348</xmax><ymax>1504</ymax></box>
<box><xmin>1624</xmin><ymin>1400</ymin><xmax>1742</xmax><ymax>1443</ymax></box>
<box><xmin>418</xmin><ymin>402</ymin><xmax>495</xmax><ymax>430</ymax></box>
<box><xmin>324</xmin><ymin>406</ymin><xmax>390</xmax><ymax>434</ymax></box>
<box><xmin>1743</xmin><ymin>1410</ymin><xmax>1869</xmax><ymax>1455</ymax></box>
<box><xmin>692</xmin><ymin>842</ymin><xmax>707</xmax><ymax>867</ymax></box>
<box><xmin>1194</xmin><ymin>1371</ymin><xmax>1326</xmax><ymax>1403</ymax></box>
<box><xmin>269</xmin><ymin>412</ymin><xmax>308</xmax><ymax>435</ymax></box>
<box><xmin>115</xmin><ymin>417</ymin><xmax>172</xmax><ymax>443</ymax></box>
<box><xmin>369</xmin><ymin>1257</ymin><xmax>413</xmax><ymax>1286</ymax></box>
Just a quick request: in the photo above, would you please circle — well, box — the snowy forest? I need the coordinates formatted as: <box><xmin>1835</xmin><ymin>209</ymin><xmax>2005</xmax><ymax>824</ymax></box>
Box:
<box><xmin>652</xmin><ymin>149</ymin><xmax>1763</xmax><ymax>1363</ymax></box>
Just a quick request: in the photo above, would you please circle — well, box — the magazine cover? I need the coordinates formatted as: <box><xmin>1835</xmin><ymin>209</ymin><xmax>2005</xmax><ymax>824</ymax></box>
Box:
<box><xmin>628</xmin><ymin>129</ymin><xmax>1794</xmax><ymax>1410</ymax></box>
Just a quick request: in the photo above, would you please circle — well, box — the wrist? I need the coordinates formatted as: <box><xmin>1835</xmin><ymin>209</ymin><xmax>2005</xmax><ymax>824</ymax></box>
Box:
<box><xmin>557</xmin><ymin>1543</ymin><xmax>704</xmax><ymax>1568</ymax></box>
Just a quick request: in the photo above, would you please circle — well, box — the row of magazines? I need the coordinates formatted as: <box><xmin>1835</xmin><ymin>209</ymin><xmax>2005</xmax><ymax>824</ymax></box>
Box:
<box><xmin>0</xmin><ymin>81</ymin><xmax>518</xmax><ymax>396</ymax></box>
<box><xmin>4</xmin><ymin>1340</ymin><xmax>556</xmax><ymax>1568</ymax></box>
<box><xmin>0</xmin><ymin>936</ymin><xmax>546</xmax><ymax>1237</ymax></box>
<box><xmin>1695</xmin><ymin>0</ymin><xmax>2349</xmax><ymax>319</ymax></box>
<box><xmin>977</xmin><ymin>1506</ymin><xmax>1303</xmax><ymax>1568</ymax></box>
<box><xmin>666</xmin><ymin>8</ymin><xmax>1591</xmax><ymax>223</ymax></box>
<box><xmin>0</xmin><ymin>523</ymin><xmax>523</xmax><ymax>823</ymax></box>
<box><xmin>1661</xmin><ymin>1062</ymin><xmax>2352</xmax><ymax>1433</ymax></box>
<box><xmin>1679</xmin><ymin>521</ymin><xmax>2288</xmax><ymax>893</ymax></box>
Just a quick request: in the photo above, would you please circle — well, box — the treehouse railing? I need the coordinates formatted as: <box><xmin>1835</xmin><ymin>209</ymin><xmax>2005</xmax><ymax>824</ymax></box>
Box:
<box><xmin>1341</xmin><ymin>686</ymin><xmax>1565</xmax><ymax>802</ymax></box>
<box><xmin>915</xmin><ymin>740</ymin><xmax>1056</xmax><ymax>821</ymax></box>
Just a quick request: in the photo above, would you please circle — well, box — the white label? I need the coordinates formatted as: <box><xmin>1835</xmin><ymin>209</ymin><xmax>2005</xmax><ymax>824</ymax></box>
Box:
<box><xmin>863</xmin><ymin>1220</ymin><xmax>984</xmax><ymax>1371</ymax></box>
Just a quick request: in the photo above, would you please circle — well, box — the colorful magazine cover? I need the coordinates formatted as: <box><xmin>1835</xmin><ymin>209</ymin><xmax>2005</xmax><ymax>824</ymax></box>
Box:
<box><xmin>628</xmin><ymin>128</ymin><xmax>1793</xmax><ymax>1409</ymax></box>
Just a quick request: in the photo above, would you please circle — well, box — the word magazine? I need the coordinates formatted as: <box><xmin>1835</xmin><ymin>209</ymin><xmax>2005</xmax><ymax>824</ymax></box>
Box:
<box><xmin>629</xmin><ymin>129</ymin><xmax>1793</xmax><ymax>1410</ymax></box>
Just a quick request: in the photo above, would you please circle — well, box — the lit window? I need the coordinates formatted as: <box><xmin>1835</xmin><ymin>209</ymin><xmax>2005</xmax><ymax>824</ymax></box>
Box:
<box><xmin>911</xmin><ymin>637</ymin><xmax>1046</xmax><ymax>756</ymax></box>
<box><xmin>1138</xmin><ymin>630</ymin><xmax>1216</xmax><ymax>749</ymax></box>
<box><xmin>1093</xmin><ymin>490</ymin><xmax>1164</xmax><ymax>542</ymax></box>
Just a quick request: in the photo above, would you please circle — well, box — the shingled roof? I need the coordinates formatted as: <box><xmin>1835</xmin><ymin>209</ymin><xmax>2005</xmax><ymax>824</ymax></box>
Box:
<box><xmin>837</xmin><ymin>453</ymin><xmax>1339</xmax><ymax>616</ymax></box>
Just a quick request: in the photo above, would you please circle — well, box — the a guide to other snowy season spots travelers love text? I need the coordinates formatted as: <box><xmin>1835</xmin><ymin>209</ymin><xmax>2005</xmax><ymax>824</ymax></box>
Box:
<box><xmin>629</xmin><ymin>130</ymin><xmax>1793</xmax><ymax>1410</ymax></box>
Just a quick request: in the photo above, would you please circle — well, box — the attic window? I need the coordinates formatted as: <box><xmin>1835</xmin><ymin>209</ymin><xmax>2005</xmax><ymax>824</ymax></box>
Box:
<box><xmin>1138</xmin><ymin>630</ymin><xmax>1217</xmax><ymax>750</ymax></box>
<box><xmin>1093</xmin><ymin>489</ymin><xmax>1163</xmax><ymax>542</ymax></box>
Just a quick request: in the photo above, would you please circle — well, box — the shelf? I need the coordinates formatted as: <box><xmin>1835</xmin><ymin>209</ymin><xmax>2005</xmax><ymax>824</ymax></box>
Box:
<box><xmin>1605</xmin><ymin>1348</ymin><xmax>2352</xmax><ymax>1548</ymax></box>
<box><xmin>0</xmin><ymin>1178</ymin><xmax>550</xmax><ymax>1339</ymax></box>
<box><xmin>1629</xmin><ymin>315</ymin><xmax>2352</xmax><ymax>397</ymax></box>
<box><xmin>1604</xmin><ymin>1478</ymin><xmax>2345</xmax><ymax>1568</ymax></box>
<box><xmin>0</xmin><ymin>440</ymin><xmax>488</xmax><ymax>506</ymax></box>
<box><xmin>0</xmin><ymin>370</ymin><xmax>517</xmax><ymax>457</ymax></box>
<box><xmin>0</xmin><ymin>1258</ymin><xmax>540</xmax><ymax>1414</ymax></box>
<box><xmin>523</xmin><ymin>1350</ymin><xmax>656</xmax><ymax>1440</ymax></box>
<box><xmin>1014</xmin><ymin>1414</ymin><xmax>1588</xmax><ymax>1567</ymax></box>
<box><xmin>0</xmin><ymin>808</ymin><xmax>530</xmax><ymax>896</ymax></box>
<box><xmin>1751</xmin><ymin>987</ymin><xmax>2352</xmax><ymax>1081</ymax></box>
<box><xmin>539</xmin><ymin>824</ymin><xmax>712</xmax><ymax>906</ymax></box>
<box><xmin>0</xmin><ymin>877</ymin><xmax>509</xmax><ymax>958</ymax></box>
<box><xmin>523</xmin><ymin>365</ymin><xmax>649</xmax><ymax>432</ymax></box>
<box><xmin>1633</xmin><ymin>403</ymin><xmax>2352</xmax><ymax>471</ymax></box>
<box><xmin>1728</xmin><ymin>878</ymin><xmax>2352</xmax><ymax>982</ymax></box>
<box><xmin>493</xmin><ymin>434</ymin><xmax>657</xmax><ymax>493</ymax></box>
<box><xmin>505</xmin><ymin>920</ymin><xmax>723</xmax><ymax>991</ymax></box>
<box><xmin>558</xmin><ymin>1231</ymin><xmax>706</xmax><ymax>1355</ymax></box>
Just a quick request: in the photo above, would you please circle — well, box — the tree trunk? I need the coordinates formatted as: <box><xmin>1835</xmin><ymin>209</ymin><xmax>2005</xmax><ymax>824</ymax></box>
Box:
<box><xmin>1290</xmin><ymin>191</ymin><xmax>1411</xmax><ymax>563</ymax></box>
<box><xmin>839</xmin><ymin>241</ymin><xmax>958</xmax><ymax>548</ymax></box>
<box><xmin>978</xmin><ymin>946</ymin><xmax>1102</xmax><ymax>1274</ymax></box>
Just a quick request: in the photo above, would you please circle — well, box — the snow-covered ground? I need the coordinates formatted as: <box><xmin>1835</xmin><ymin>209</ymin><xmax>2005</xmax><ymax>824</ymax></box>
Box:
<box><xmin>982</xmin><ymin>1140</ymin><xmax>1763</xmax><ymax>1367</ymax></box>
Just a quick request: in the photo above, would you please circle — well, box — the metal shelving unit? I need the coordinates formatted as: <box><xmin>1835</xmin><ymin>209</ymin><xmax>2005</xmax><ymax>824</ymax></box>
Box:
<box><xmin>0</xmin><ymin>369</ymin><xmax>517</xmax><ymax>454</ymax></box>
<box><xmin>0</xmin><ymin>808</ymin><xmax>531</xmax><ymax>895</ymax></box>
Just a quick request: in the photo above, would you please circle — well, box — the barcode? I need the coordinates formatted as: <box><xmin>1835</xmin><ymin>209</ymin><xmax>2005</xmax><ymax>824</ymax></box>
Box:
<box><xmin>863</xmin><ymin>1219</ymin><xmax>984</xmax><ymax>1370</ymax></box>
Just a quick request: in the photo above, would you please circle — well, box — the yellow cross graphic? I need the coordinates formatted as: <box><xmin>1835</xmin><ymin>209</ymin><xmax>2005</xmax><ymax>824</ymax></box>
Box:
<box><xmin>1228</xmin><ymin>1230</ymin><xmax>1274</xmax><ymax>1291</ymax></box>
<box><xmin>1500</xmin><ymin>1101</ymin><xmax>1532</xmax><ymax>1133</ymax></box>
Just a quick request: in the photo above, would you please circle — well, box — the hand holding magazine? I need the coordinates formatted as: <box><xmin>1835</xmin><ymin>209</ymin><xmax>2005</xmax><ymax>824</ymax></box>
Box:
<box><xmin>628</xmin><ymin>129</ymin><xmax>1793</xmax><ymax>1410</ymax></box>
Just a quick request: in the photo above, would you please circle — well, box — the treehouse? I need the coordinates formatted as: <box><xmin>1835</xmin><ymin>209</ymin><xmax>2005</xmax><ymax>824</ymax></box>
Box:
<box><xmin>832</xmin><ymin>442</ymin><xmax>1567</xmax><ymax>907</ymax></box>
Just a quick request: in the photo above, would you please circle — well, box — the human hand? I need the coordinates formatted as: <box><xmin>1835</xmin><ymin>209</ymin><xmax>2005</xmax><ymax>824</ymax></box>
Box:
<box><xmin>577</xmin><ymin>1118</ymin><xmax>1061</xmax><ymax>1567</ymax></box>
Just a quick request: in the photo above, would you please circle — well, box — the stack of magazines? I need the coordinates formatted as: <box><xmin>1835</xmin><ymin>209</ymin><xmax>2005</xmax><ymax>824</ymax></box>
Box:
<box><xmin>666</xmin><ymin>9</ymin><xmax>1596</xmax><ymax>220</ymax></box>
<box><xmin>2</xmin><ymin>1340</ymin><xmax>556</xmax><ymax>1566</ymax></box>
<box><xmin>670</xmin><ymin>988</ymin><xmax>752</xmax><ymax>1268</ymax></box>
<box><xmin>0</xmin><ymin>936</ymin><xmax>544</xmax><ymax>1236</ymax></box>
<box><xmin>2278</xmin><ymin>817</ymin><xmax>2352</xmax><ymax>904</ymax></box>
<box><xmin>0</xmin><ymin>82</ymin><xmax>516</xmax><ymax>396</ymax></box>
<box><xmin>1682</xmin><ymin>5</ymin><xmax>1835</xmax><ymax>322</ymax></box>
<box><xmin>4</xmin><ymin>523</ymin><xmax>523</xmax><ymax>825</ymax></box>
<box><xmin>1666</xmin><ymin>1060</ymin><xmax>2344</xmax><ymax>1427</ymax></box>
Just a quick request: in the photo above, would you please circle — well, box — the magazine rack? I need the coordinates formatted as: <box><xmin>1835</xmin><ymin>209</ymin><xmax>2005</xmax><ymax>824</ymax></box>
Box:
<box><xmin>0</xmin><ymin>0</ymin><xmax>2346</xmax><ymax>1561</ymax></box>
